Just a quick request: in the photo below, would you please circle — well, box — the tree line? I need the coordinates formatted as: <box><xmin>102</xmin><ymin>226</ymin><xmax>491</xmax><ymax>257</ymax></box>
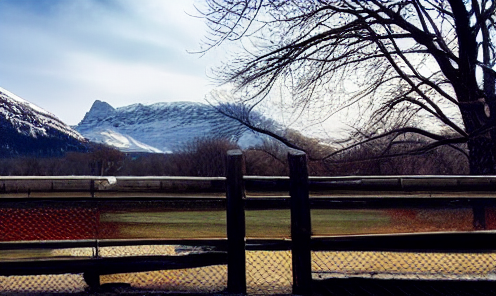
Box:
<box><xmin>0</xmin><ymin>137</ymin><xmax>468</xmax><ymax>176</ymax></box>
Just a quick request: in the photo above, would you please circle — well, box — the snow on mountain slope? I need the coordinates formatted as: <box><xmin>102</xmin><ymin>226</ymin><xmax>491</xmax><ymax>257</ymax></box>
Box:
<box><xmin>0</xmin><ymin>87</ymin><xmax>85</xmax><ymax>141</ymax></box>
<box><xmin>0</xmin><ymin>87</ymin><xmax>87</xmax><ymax>157</ymax></box>
<box><xmin>84</xmin><ymin>128</ymin><xmax>167</xmax><ymax>153</ymax></box>
<box><xmin>76</xmin><ymin>100</ymin><xmax>264</xmax><ymax>153</ymax></box>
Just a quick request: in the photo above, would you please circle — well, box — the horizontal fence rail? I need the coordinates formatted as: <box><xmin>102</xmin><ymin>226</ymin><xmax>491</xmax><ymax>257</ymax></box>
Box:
<box><xmin>0</xmin><ymin>253</ymin><xmax>228</xmax><ymax>276</ymax></box>
<box><xmin>0</xmin><ymin>176</ymin><xmax>226</xmax><ymax>198</ymax></box>
<box><xmin>3</xmin><ymin>175</ymin><xmax>496</xmax><ymax>195</ymax></box>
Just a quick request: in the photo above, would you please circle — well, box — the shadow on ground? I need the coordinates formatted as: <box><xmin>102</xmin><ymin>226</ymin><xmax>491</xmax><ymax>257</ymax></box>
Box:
<box><xmin>2</xmin><ymin>279</ymin><xmax>496</xmax><ymax>296</ymax></box>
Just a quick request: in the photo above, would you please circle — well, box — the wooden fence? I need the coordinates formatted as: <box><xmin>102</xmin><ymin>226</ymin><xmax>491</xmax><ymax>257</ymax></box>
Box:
<box><xmin>1</xmin><ymin>150</ymin><xmax>496</xmax><ymax>295</ymax></box>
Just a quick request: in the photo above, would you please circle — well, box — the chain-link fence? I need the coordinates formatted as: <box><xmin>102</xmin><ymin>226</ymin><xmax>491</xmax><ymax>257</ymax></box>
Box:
<box><xmin>0</xmin><ymin>204</ymin><xmax>229</xmax><ymax>294</ymax></box>
<box><xmin>1</xmin><ymin>247</ymin><xmax>290</xmax><ymax>294</ymax></box>
<box><xmin>0</xmin><ymin>248</ymin><xmax>292</xmax><ymax>294</ymax></box>
<box><xmin>2</xmin><ymin>248</ymin><xmax>496</xmax><ymax>294</ymax></box>
<box><xmin>0</xmin><ymin>274</ymin><xmax>88</xmax><ymax>294</ymax></box>
<box><xmin>98</xmin><ymin>245</ymin><xmax>227</xmax><ymax>293</ymax></box>
<box><xmin>246</xmin><ymin>250</ymin><xmax>292</xmax><ymax>295</ymax></box>
<box><xmin>0</xmin><ymin>244</ymin><xmax>228</xmax><ymax>294</ymax></box>
<box><xmin>312</xmin><ymin>251</ymin><xmax>496</xmax><ymax>281</ymax></box>
<box><xmin>0</xmin><ymin>207</ymin><xmax>99</xmax><ymax>241</ymax></box>
<box><xmin>2</xmin><ymin>173</ymin><xmax>496</xmax><ymax>295</ymax></box>
<box><xmin>243</xmin><ymin>249</ymin><xmax>496</xmax><ymax>294</ymax></box>
<box><xmin>1</xmin><ymin>206</ymin><xmax>496</xmax><ymax>295</ymax></box>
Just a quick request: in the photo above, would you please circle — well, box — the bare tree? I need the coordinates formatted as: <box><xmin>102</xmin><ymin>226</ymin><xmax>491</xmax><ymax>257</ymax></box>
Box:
<box><xmin>198</xmin><ymin>0</ymin><xmax>496</xmax><ymax>174</ymax></box>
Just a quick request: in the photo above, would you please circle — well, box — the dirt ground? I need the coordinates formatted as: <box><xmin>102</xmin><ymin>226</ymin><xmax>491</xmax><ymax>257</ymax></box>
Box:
<box><xmin>1</xmin><ymin>247</ymin><xmax>495</xmax><ymax>295</ymax></box>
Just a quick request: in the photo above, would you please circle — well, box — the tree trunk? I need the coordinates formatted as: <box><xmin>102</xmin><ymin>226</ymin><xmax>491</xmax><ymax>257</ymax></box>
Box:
<box><xmin>467</xmin><ymin>137</ymin><xmax>496</xmax><ymax>174</ymax></box>
<box><xmin>460</xmin><ymin>102</ymin><xmax>496</xmax><ymax>175</ymax></box>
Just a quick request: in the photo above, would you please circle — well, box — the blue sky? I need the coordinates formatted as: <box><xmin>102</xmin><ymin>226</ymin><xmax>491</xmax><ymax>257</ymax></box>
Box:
<box><xmin>0</xmin><ymin>0</ymin><xmax>219</xmax><ymax>125</ymax></box>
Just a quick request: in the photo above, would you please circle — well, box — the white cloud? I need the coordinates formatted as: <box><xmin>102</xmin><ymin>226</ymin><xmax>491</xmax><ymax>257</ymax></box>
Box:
<box><xmin>0</xmin><ymin>0</ymin><xmax>218</xmax><ymax>125</ymax></box>
<box><xmin>66</xmin><ymin>52</ymin><xmax>210</xmax><ymax>103</ymax></box>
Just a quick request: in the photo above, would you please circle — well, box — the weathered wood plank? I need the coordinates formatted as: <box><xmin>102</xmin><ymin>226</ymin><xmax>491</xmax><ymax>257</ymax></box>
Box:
<box><xmin>0</xmin><ymin>240</ymin><xmax>97</xmax><ymax>250</ymax></box>
<box><xmin>1</xmin><ymin>232</ymin><xmax>494</xmax><ymax>254</ymax></box>
<box><xmin>0</xmin><ymin>253</ymin><xmax>228</xmax><ymax>276</ymax></box>
<box><xmin>0</xmin><ymin>238</ymin><xmax>229</xmax><ymax>251</ymax></box>
<box><xmin>243</xmin><ymin>196</ymin><xmax>496</xmax><ymax>209</ymax></box>
<box><xmin>0</xmin><ymin>177</ymin><xmax>226</xmax><ymax>195</ymax></box>
<box><xmin>3</xmin><ymin>175</ymin><xmax>496</xmax><ymax>196</ymax></box>
<box><xmin>288</xmin><ymin>151</ymin><xmax>312</xmax><ymax>295</ymax></box>
<box><xmin>226</xmin><ymin>149</ymin><xmax>246</xmax><ymax>294</ymax></box>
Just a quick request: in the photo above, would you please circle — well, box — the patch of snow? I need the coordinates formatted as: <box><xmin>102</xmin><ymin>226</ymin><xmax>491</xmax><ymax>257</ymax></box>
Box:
<box><xmin>0</xmin><ymin>86</ymin><xmax>53</xmax><ymax>117</ymax></box>
<box><xmin>101</xmin><ymin>131</ymin><xmax>131</xmax><ymax>147</ymax></box>
<box><xmin>0</xmin><ymin>87</ymin><xmax>86</xmax><ymax>142</ymax></box>
<box><xmin>128</xmin><ymin>136</ymin><xmax>166</xmax><ymax>153</ymax></box>
<box><xmin>96</xmin><ymin>129</ymin><xmax>165</xmax><ymax>153</ymax></box>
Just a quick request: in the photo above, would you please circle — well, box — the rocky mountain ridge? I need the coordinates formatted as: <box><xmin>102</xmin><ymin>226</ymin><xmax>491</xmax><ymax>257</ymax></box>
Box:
<box><xmin>75</xmin><ymin>100</ymin><xmax>265</xmax><ymax>153</ymax></box>
<box><xmin>0</xmin><ymin>87</ymin><xmax>87</xmax><ymax>157</ymax></box>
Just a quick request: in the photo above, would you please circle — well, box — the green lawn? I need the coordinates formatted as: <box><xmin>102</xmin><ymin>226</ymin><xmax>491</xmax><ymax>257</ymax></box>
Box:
<box><xmin>99</xmin><ymin>209</ymin><xmax>392</xmax><ymax>239</ymax></box>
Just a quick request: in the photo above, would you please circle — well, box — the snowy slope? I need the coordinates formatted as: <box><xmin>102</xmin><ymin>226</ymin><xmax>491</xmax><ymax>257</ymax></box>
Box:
<box><xmin>0</xmin><ymin>87</ymin><xmax>87</xmax><ymax>156</ymax></box>
<box><xmin>83</xmin><ymin>128</ymin><xmax>166</xmax><ymax>153</ymax></box>
<box><xmin>76</xmin><ymin>100</ymin><xmax>265</xmax><ymax>153</ymax></box>
<box><xmin>0</xmin><ymin>87</ymin><xmax>85</xmax><ymax>141</ymax></box>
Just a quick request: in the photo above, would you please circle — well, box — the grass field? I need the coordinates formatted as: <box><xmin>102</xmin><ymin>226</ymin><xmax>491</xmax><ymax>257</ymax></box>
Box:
<box><xmin>98</xmin><ymin>208</ymin><xmax>474</xmax><ymax>239</ymax></box>
<box><xmin>0</xmin><ymin>207</ymin><xmax>473</xmax><ymax>260</ymax></box>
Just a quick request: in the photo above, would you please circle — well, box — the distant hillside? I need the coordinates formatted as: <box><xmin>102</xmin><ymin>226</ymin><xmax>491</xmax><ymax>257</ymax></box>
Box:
<box><xmin>75</xmin><ymin>100</ymin><xmax>266</xmax><ymax>153</ymax></box>
<box><xmin>0</xmin><ymin>87</ymin><xmax>87</xmax><ymax>157</ymax></box>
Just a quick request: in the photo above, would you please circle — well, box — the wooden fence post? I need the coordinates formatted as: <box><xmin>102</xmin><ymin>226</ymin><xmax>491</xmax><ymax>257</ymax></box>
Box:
<box><xmin>226</xmin><ymin>149</ymin><xmax>246</xmax><ymax>294</ymax></box>
<box><xmin>288</xmin><ymin>151</ymin><xmax>312</xmax><ymax>295</ymax></box>
<box><xmin>83</xmin><ymin>270</ymin><xmax>100</xmax><ymax>291</ymax></box>
<box><xmin>473</xmin><ymin>202</ymin><xmax>486</xmax><ymax>230</ymax></box>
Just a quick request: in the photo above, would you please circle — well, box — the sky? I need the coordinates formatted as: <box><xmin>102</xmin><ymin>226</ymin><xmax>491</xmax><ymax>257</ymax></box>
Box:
<box><xmin>0</xmin><ymin>0</ymin><xmax>220</xmax><ymax>125</ymax></box>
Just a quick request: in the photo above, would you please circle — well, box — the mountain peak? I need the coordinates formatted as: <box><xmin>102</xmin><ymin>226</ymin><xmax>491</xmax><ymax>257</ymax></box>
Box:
<box><xmin>80</xmin><ymin>100</ymin><xmax>115</xmax><ymax>124</ymax></box>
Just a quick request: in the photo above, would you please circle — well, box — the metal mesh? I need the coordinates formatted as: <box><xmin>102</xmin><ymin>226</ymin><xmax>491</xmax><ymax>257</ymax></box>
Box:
<box><xmin>0</xmin><ymin>207</ymin><xmax>98</xmax><ymax>293</ymax></box>
<box><xmin>98</xmin><ymin>245</ymin><xmax>227</xmax><ymax>293</ymax></box>
<box><xmin>0</xmin><ymin>207</ymin><xmax>98</xmax><ymax>241</ymax></box>
<box><xmin>3</xmin><ymin>249</ymin><xmax>496</xmax><ymax>294</ymax></box>
<box><xmin>0</xmin><ymin>245</ymin><xmax>228</xmax><ymax>294</ymax></box>
<box><xmin>0</xmin><ymin>274</ymin><xmax>87</xmax><ymax>293</ymax></box>
<box><xmin>246</xmin><ymin>250</ymin><xmax>293</xmax><ymax>295</ymax></box>
<box><xmin>98</xmin><ymin>245</ymin><xmax>177</xmax><ymax>257</ymax></box>
<box><xmin>100</xmin><ymin>265</ymin><xmax>227</xmax><ymax>293</ymax></box>
<box><xmin>0</xmin><ymin>249</ymin><xmax>294</xmax><ymax>294</ymax></box>
<box><xmin>312</xmin><ymin>251</ymin><xmax>496</xmax><ymax>280</ymax></box>
<box><xmin>2</xmin><ymin>205</ymin><xmax>495</xmax><ymax>294</ymax></box>
<box><xmin>0</xmin><ymin>266</ymin><xmax>228</xmax><ymax>294</ymax></box>
<box><xmin>0</xmin><ymin>206</ymin><xmax>228</xmax><ymax>294</ymax></box>
<box><xmin>91</xmin><ymin>249</ymin><xmax>293</xmax><ymax>294</ymax></box>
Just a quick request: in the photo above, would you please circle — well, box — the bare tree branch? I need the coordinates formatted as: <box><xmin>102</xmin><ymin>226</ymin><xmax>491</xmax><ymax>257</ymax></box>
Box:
<box><xmin>198</xmin><ymin>0</ymin><xmax>496</xmax><ymax>174</ymax></box>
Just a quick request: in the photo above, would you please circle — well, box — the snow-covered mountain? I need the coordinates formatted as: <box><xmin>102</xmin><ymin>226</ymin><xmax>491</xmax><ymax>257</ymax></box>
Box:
<box><xmin>75</xmin><ymin>100</ymin><xmax>265</xmax><ymax>153</ymax></box>
<box><xmin>0</xmin><ymin>87</ymin><xmax>87</xmax><ymax>157</ymax></box>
